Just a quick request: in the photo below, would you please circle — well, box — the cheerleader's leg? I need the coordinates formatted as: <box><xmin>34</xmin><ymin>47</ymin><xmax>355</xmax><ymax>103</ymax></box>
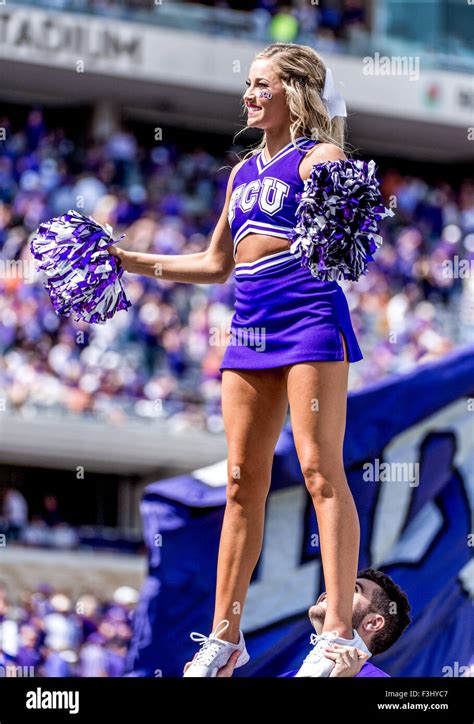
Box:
<box><xmin>285</xmin><ymin>349</ymin><xmax>359</xmax><ymax>640</ymax></box>
<box><xmin>212</xmin><ymin>367</ymin><xmax>289</xmax><ymax>644</ymax></box>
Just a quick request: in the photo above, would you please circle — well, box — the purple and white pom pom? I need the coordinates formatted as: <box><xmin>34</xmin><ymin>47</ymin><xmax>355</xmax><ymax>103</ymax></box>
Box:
<box><xmin>288</xmin><ymin>159</ymin><xmax>394</xmax><ymax>282</ymax></box>
<box><xmin>30</xmin><ymin>209</ymin><xmax>131</xmax><ymax>324</ymax></box>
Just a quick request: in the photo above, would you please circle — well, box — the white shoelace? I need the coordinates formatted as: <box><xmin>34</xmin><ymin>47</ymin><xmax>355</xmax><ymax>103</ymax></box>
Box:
<box><xmin>189</xmin><ymin>620</ymin><xmax>231</xmax><ymax>667</ymax></box>
<box><xmin>302</xmin><ymin>630</ymin><xmax>340</xmax><ymax>666</ymax></box>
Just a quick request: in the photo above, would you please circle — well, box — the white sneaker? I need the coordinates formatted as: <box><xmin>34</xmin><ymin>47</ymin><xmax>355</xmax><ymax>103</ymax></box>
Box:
<box><xmin>183</xmin><ymin>619</ymin><xmax>250</xmax><ymax>677</ymax></box>
<box><xmin>294</xmin><ymin>629</ymin><xmax>371</xmax><ymax>677</ymax></box>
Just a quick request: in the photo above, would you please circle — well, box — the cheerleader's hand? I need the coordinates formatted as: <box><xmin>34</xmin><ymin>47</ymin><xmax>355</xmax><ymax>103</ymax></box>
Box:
<box><xmin>108</xmin><ymin>243</ymin><xmax>133</xmax><ymax>273</ymax></box>
<box><xmin>107</xmin><ymin>243</ymin><xmax>125</xmax><ymax>261</ymax></box>
<box><xmin>325</xmin><ymin>643</ymin><xmax>371</xmax><ymax>678</ymax></box>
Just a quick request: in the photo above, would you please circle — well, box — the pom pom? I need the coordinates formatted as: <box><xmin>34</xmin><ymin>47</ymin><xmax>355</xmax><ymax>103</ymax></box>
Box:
<box><xmin>30</xmin><ymin>209</ymin><xmax>131</xmax><ymax>324</ymax></box>
<box><xmin>288</xmin><ymin>159</ymin><xmax>394</xmax><ymax>282</ymax></box>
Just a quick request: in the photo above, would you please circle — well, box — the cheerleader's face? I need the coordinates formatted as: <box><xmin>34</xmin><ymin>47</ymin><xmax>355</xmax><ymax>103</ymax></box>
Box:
<box><xmin>244</xmin><ymin>58</ymin><xmax>291</xmax><ymax>131</ymax></box>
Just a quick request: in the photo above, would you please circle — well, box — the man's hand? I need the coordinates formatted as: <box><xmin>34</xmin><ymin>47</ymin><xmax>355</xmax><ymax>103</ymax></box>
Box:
<box><xmin>324</xmin><ymin>643</ymin><xmax>370</xmax><ymax>678</ymax></box>
<box><xmin>183</xmin><ymin>649</ymin><xmax>240</xmax><ymax>678</ymax></box>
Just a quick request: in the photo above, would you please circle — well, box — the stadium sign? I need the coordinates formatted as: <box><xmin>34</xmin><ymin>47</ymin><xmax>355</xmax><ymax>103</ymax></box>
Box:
<box><xmin>0</xmin><ymin>7</ymin><xmax>142</xmax><ymax>65</ymax></box>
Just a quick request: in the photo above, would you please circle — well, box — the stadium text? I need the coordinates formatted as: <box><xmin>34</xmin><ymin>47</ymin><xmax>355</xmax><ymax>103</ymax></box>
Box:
<box><xmin>0</xmin><ymin>11</ymin><xmax>142</xmax><ymax>63</ymax></box>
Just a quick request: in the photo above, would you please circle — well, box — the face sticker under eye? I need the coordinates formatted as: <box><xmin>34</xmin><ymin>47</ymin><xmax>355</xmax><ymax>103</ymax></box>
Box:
<box><xmin>257</xmin><ymin>89</ymin><xmax>273</xmax><ymax>100</ymax></box>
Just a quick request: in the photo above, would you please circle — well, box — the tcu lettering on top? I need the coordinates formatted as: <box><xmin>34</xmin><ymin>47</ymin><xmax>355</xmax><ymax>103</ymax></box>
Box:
<box><xmin>228</xmin><ymin>178</ymin><xmax>290</xmax><ymax>224</ymax></box>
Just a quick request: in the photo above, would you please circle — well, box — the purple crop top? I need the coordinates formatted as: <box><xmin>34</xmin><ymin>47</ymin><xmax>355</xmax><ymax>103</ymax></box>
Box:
<box><xmin>227</xmin><ymin>137</ymin><xmax>319</xmax><ymax>258</ymax></box>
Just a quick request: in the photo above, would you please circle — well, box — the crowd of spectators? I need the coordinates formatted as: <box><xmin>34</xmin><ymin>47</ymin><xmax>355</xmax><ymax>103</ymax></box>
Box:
<box><xmin>1</xmin><ymin>488</ymin><xmax>79</xmax><ymax>548</ymax></box>
<box><xmin>0</xmin><ymin>109</ymin><xmax>472</xmax><ymax>428</ymax></box>
<box><xmin>0</xmin><ymin>580</ymin><xmax>137</xmax><ymax>677</ymax></box>
<box><xmin>22</xmin><ymin>0</ymin><xmax>369</xmax><ymax>49</ymax></box>
<box><xmin>184</xmin><ymin>0</ymin><xmax>369</xmax><ymax>47</ymax></box>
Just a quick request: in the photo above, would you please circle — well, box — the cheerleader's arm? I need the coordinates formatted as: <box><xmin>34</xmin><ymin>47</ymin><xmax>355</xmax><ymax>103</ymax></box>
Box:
<box><xmin>298</xmin><ymin>141</ymin><xmax>347</xmax><ymax>182</ymax></box>
<box><xmin>109</xmin><ymin>162</ymin><xmax>243</xmax><ymax>285</ymax></box>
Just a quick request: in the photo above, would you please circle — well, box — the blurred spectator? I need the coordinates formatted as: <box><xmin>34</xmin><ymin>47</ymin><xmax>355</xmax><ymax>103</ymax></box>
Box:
<box><xmin>41</xmin><ymin>494</ymin><xmax>63</xmax><ymax>527</ymax></box>
<box><xmin>22</xmin><ymin>518</ymin><xmax>80</xmax><ymax>549</ymax></box>
<box><xmin>269</xmin><ymin>6</ymin><xmax>299</xmax><ymax>43</ymax></box>
<box><xmin>1</xmin><ymin>487</ymin><xmax>28</xmax><ymax>541</ymax></box>
<box><xmin>342</xmin><ymin>0</ymin><xmax>366</xmax><ymax>30</ymax></box>
<box><xmin>16</xmin><ymin>624</ymin><xmax>42</xmax><ymax>670</ymax></box>
<box><xmin>43</xmin><ymin>593</ymin><xmax>80</xmax><ymax>651</ymax></box>
<box><xmin>9</xmin><ymin>493</ymin><xmax>80</xmax><ymax>549</ymax></box>
<box><xmin>0</xmin><ymin>584</ymin><xmax>137</xmax><ymax>677</ymax></box>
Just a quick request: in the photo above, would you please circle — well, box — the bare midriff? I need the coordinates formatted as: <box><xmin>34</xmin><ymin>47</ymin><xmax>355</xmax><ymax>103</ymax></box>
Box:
<box><xmin>234</xmin><ymin>233</ymin><xmax>290</xmax><ymax>265</ymax></box>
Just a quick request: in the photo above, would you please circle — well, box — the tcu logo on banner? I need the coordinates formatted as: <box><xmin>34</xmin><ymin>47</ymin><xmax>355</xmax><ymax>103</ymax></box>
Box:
<box><xmin>228</xmin><ymin>178</ymin><xmax>290</xmax><ymax>223</ymax></box>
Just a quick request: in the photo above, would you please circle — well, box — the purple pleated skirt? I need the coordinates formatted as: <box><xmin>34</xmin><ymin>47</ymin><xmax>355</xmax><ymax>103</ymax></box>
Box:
<box><xmin>220</xmin><ymin>250</ymin><xmax>363</xmax><ymax>371</ymax></box>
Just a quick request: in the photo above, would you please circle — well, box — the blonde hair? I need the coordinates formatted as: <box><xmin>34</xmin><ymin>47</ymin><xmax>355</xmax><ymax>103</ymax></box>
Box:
<box><xmin>236</xmin><ymin>42</ymin><xmax>348</xmax><ymax>160</ymax></box>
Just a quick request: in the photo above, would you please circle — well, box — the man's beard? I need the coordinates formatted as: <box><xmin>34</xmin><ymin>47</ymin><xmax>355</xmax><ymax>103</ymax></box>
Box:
<box><xmin>309</xmin><ymin>603</ymin><xmax>368</xmax><ymax>632</ymax></box>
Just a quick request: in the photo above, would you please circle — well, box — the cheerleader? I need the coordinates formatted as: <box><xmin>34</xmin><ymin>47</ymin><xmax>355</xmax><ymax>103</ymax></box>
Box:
<box><xmin>107</xmin><ymin>43</ymin><xmax>389</xmax><ymax>677</ymax></box>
